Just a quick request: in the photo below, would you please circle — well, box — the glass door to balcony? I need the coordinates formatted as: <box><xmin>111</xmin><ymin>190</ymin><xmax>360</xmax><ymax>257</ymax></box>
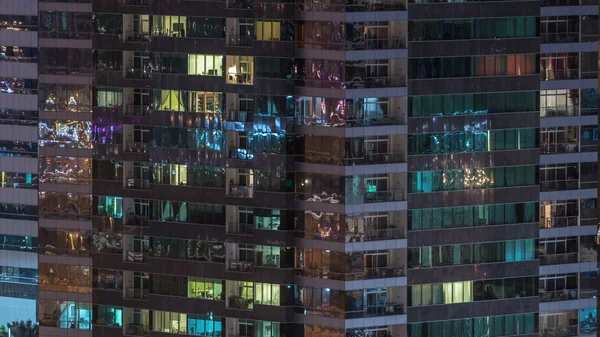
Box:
<box><xmin>239</xmin><ymin>320</ymin><xmax>254</xmax><ymax>337</ymax></box>
<box><xmin>133</xmin><ymin>15</ymin><xmax>150</xmax><ymax>35</ymax></box>
<box><xmin>364</xmin><ymin>136</ymin><xmax>388</xmax><ymax>162</ymax></box>
<box><xmin>133</xmin><ymin>52</ymin><xmax>150</xmax><ymax>77</ymax></box>
<box><xmin>365</xmin><ymin>288</ymin><xmax>387</xmax><ymax>311</ymax></box>
<box><xmin>364</xmin><ymin>251</ymin><xmax>388</xmax><ymax>277</ymax></box>
<box><xmin>365</xmin><ymin>60</ymin><xmax>389</xmax><ymax>86</ymax></box>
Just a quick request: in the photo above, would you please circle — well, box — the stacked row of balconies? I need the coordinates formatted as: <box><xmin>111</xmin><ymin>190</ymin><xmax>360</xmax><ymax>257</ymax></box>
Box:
<box><xmin>537</xmin><ymin>1</ymin><xmax>598</xmax><ymax>334</ymax></box>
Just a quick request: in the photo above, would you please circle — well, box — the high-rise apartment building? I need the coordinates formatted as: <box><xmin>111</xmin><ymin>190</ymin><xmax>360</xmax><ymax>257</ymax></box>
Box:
<box><xmin>1</xmin><ymin>0</ymin><xmax>598</xmax><ymax>334</ymax></box>
<box><xmin>0</xmin><ymin>0</ymin><xmax>39</xmax><ymax>323</ymax></box>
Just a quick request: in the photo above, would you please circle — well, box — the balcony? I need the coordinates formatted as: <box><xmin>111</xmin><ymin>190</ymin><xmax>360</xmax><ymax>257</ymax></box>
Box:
<box><xmin>540</xmin><ymin>179</ymin><xmax>579</xmax><ymax>191</ymax></box>
<box><xmin>123</xmin><ymin>0</ymin><xmax>150</xmax><ymax>5</ymax></box>
<box><xmin>541</xmin><ymin>32</ymin><xmax>579</xmax><ymax>44</ymax></box>
<box><xmin>125</xmin><ymin>324</ymin><xmax>149</xmax><ymax>337</ymax></box>
<box><xmin>541</xmin><ymin>107</ymin><xmax>578</xmax><ymax>118</ymax></box>
<box><xmin>123</xmin><ymin>31</ymin><xmax>150</xmax><ymax>43</ymax></box>
<box><xmin>227</xmin><ymin>72</ymin><xmax>253</xmax><ymax>85</ymax></box>
<box><xmin>540</xmin><ymin>216</ymin><xmax>578</xmax><ymax>228</ymax></box>
<box><xmin>125</xmin><ymin>287</ymin><xmax>149</xmax><ymax>300</ymax></box>
<box><xmin>300</xmin><ymin>76</ymin><xmax>406</xmax><ymax>89</ymax></box>
<box><xmin>125</xmin><ymin>104</ymin><xmax>150</xmax><ymax>116</ymax></box>
<box><xmin>126</xmin><ymin>251</ymin><xmax>148</xmax><ymax>263</ymax></box>
<box><xmin>301</xmin><ymin>152</ymin><xmax>405</xmax><ymax>166</ymax></box>
<box><xmin>540</xmin><ymin>252</ymin><xmax>578</xmax><ymax>265</ymax></box>
<box><xmin>345</xmin><ymin>302</ymin><xmax>405</xmax><ymax>318</ymax></box>
<box><xmin>227</xmin><ymin>222</ymin><xmax>254</xmax><ymax>235</ymax></box>
<box><xmin>126</xmin><ymin>178</ymin><xmax>150</xmax><ymax>189</ymax></box>
<box><xmin>125</xmin><ymin>67</ymin><xmax>151</xmax><ymax>79</ymax></box>
<box><xmin>227</xmin><ymin>185</ymin><xmax>253</xmax><ymax>198</ymax></box>
<box><xmin>539</xmin><ymin>325</ymin><xmax>578</xmax><ymax>337</ymax></box>
<box><xmin>125</xmin><ymin>214</ymin><xmax>149</xmax><ymax>227</ymax></box>
<box><xmin>228</xmin><ymin>295</ymin><xmax>254</xmax><ymax>310</ymax></box>
<box><xmin>542</xmin><ymin>69</ymin><xmax>579</xmax><ymax>81</ymax></box>
<box><xmin>229</xmin><ymin>148</ymin><xmax>254</xmax><ymax>160</ymax></box>
<box><xmin>541</xmin><ymin>143</ymin><xmax>579</xmax><ymax>154</ymax></box>
<box><xmin>125</xmin><ymin>142</ymin><xmax>149</xmax><ymax>153</ymax></box>
<box><xmin>227</xmin><ymin>35</ymin><xmax>254</xmax><ymax>47</ymax></box>
<box><xmin>297</xmin><ymin>0</ymin><xmax>406</xmax><ymax>12</ymax></box>
<box><xmin>228</xmin><ymin>259</ymin><xmax>253</xmax><ymax>272</ymax></box>
<box><xmin>362</xmin><ymin>189</ymin><xmax>406</xmax><ymax>204</ymax></box>
<box><xmin>299</xmin><ymin>265</ymin><xmax>405</xmax><ymax>281</ymax></box>
<box><xmin>540</xmin><ymin>289</ymin><xmax>577</xmax><ymax>302</ymax></box>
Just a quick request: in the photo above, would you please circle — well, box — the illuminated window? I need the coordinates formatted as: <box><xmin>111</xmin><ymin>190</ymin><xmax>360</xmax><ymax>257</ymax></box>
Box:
<box><xmin>187</xmin><ymin>278</ymin><xmax>223</xmax><ymax>300</ymax></box>
<box><xmin>188</xmin><ymin>54</ymin><xmax>224</xmax><ymax>76</ymax></box>
<box><xmin>95</xmin><ymin>87</ymin><xmax>122</xmax><ymax>107</ymax></box>
<box><xmin>94</xmin><ymin>305</ymin><xmax>123</xmax><ymax>327</ymax></box>
<box><xmin>256</xmin><ymin>21</ymin><xmax>281</xmax><ymax>41</ymax></box>
<box><xmin>255</xmin><ymin>283</ymin><xmax>281</xmax><ymax>306</ymax></box>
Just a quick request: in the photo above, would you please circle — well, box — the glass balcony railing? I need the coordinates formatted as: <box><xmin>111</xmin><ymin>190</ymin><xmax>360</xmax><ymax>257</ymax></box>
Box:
<box><xmin>125</xmin><ymin>142</ymin><xmax>149</xmax><ymax>153</ymax></box>
<box><xmin>125</xmin><ymin>67</ymin><xmax>151</xmax><ymax>79</ymax></box>
<box><xmin>227</xmin><ymin>259</ymin><xmax>253</xmax><ymax>272</ymax></box>
<box><xmin>298</xmin><ymin>265</ymin><xmax>405</xmax><ymax>281</ymax></box>
<box><xmin>125</xmin><ymin>287</ymin><xmax>149</xmax><ymax>300</ymax></box>
<box><xmin>539</xmin><ymin>289</ymin><xmax>577</xmax><ymax>302</ymax></box>
<box><xmin>540</xmin><ymin>252</ymin><xmax>578</xmax><ymax>265</ymax></box>
<box><xmin>540</xmin><ymin>179</ymin><xmax>579</xmax><ymax>191</ymax></box>
<box><xmin>125</xmin><ymin>104</ymin><xmax>150</xmax><ymax>116</ymax></box>
<box><xmin>227</xmin><ymin>185</ymin><xmax>253</xmax><ymax>198</ymax></box>
<box><xmin>125</xmin><ymin>178</ymin><xmax>150</xmax><ymax>189</ymax></box>
<box><xmin>227</xmin><ymin>35</ymin><xmax>254</xmax><ymax>47</ymax></box>
<box><xmin>540</xmin><ymin>216</ymin><xmax>578</xmax><ymax>228</ymax></box>
<box><xmin>302</xmin><ymin>226</ymin><xmax>405</xmax><ymax>242</ymax></box>
<box><xmin>539</xmin><ymin>325</ymin><xmax>578</xmax><ymax>337</ymax></box>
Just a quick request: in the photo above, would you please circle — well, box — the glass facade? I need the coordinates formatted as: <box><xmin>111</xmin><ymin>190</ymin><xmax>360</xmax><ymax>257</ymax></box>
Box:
<box><xmin>11</xmin><ymin>0</ymin><xmax>596</xmax><ymax>334</ymax></box>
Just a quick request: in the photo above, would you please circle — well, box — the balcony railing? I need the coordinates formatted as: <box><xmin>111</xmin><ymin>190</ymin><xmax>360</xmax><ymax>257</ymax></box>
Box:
<box><xmin>540</xmin><ymin>179</ymin><xmax>579</xmax><ymax>191</ymax></box>
<box><xmin>125</xmin><ymin>67</ymin><xmax>151</xmax><ymax>79</ymax></box>
<box><xmin>297</xmin><ymin>0</ymin><xmax>406</xmax><ymax>12</ymax></box>
<box><xmin>228</xmin><ymin>295</ymin><xmax>254</xmax><ymax>309</ymax></box>
<box><xmin>227</xmin><ymin>35</ymin><xmax>254</xmax><ymax>47</ymax></box>
<box><xmin>299</xmin><ymin>265</ymin><xmax>405</xmax><ymax>281</ymax></box>
<box><xmin>540</xmin><ymin>216</ymin><xmax>578</xmax><ymax>228</ymax></box>
<box><xmin>228</xmin><ymin>185</ymin><xmax>253</xmax><ymax>198</ymax></box>
<box><xmin>125</xmin><ymin>104</ymin><xmax>150</xmax><ymax>116</ymax></box>
<box><xmin>541</xmin><ymin>142</ymin><xmax>578</xmax><ymax>154</ymax></box>
<box><xmin>227</xmin><ymin>110</ymin><xmax>254</xmax><ymax>122</ymax></box>
<box><xmin>540</xmin><ymin>107</ymin><xmax>578</xmax><ymax>117</ymax></box>
<box><xmin>303</xmin><ymin>226</ymin><xmax>405</xmax><ymax>242</ymax></box>
<box><xmin>362</xmin><ymin>189</ymin><xmax>406</xmax><ymax>204</ymax></box>
<box><xmin>345</xmin><ymin>302</ymin><xmax>405</xmax><ymax>318</ymax></box>
<box><xmin>300</xmin><ymin>76</ymin><xmax>406</xmax><ymax>89</ymax></box>
<box><xmin>227</xmin><ymin>72</ymin><xmax>253</xmax><ymax>85</ymax></box>
<box><xmin>123</xmin><ymin>0</ymin><xmax>150</xmax><ymax>5</ymax></box>
<box><xmin>228</xmin><ymin>259</ymin><xmax>253</xmax><ymax>272</ymax></box>
<box><xmin>125</xmin><ymin>142</ymin><xmax>149</xmax><ymax>153</ymax></box>
<box><xmin>125</xmin><ymin>287</ymin><xmax>149</xmax><ymax>300</ymax></box>
<box><xmin>540</xmin><ymin>252</ymin><xmax>578</xmax><ymax>265</ymax></box>
<box><xmin>539</xmin><ymin>325</ymin><xmax>578</xmax><ymax>337</ymax></box>
<box><xmin>298</xmin><ymin>112</ymin><xmax>405</xmax><ymax>127</ymax></box>
<box><xmin>227</xmin><ymin>222</ymin><xmax>254</xmax><ymax>235</ymax></box>
<box><xmin>229</xmin><ymin>147</ymin><xmax>254</xmax><ymax>160</ymax></box>
<box><xmin>541</xmin><ymin>69</ymin><xmax>579</xmax><ymax>81</ymax></box>
<box><xmin>540</xmin><ymin>33</ymin><xmax>579</xmax><ymax>44</ymax></box>
<box><xmin>126</xmin><ymin>251</ymin><xmax>148</xmax><ymax>263</ymax></box>
<box><xmin>126</xmin><ymin>178</ymin><xmax>150</xmax><ymax>189</ymax></box>
<box><xmin>301</xmin><ymin>152</ymin><xmax>405</xmax><ymax>165</ymax></box>
<box><xmin>124</xmin><ymin>31</ymin><xmax>150</xmax><ymax>42</ymax></box>
<box><xmin>125</xmin><ymin>324</ymin><xmax>149</xmax><ymax>337</ymax></box>
<box><xmin>540</xmin><ymin>289</ymin><xmax>577</xmax><ymax>302</ymax></box>
<box><xmin>125</xmin><ymin>214</ymin><xmax>149</xmax><ymax>227</ymax></box>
